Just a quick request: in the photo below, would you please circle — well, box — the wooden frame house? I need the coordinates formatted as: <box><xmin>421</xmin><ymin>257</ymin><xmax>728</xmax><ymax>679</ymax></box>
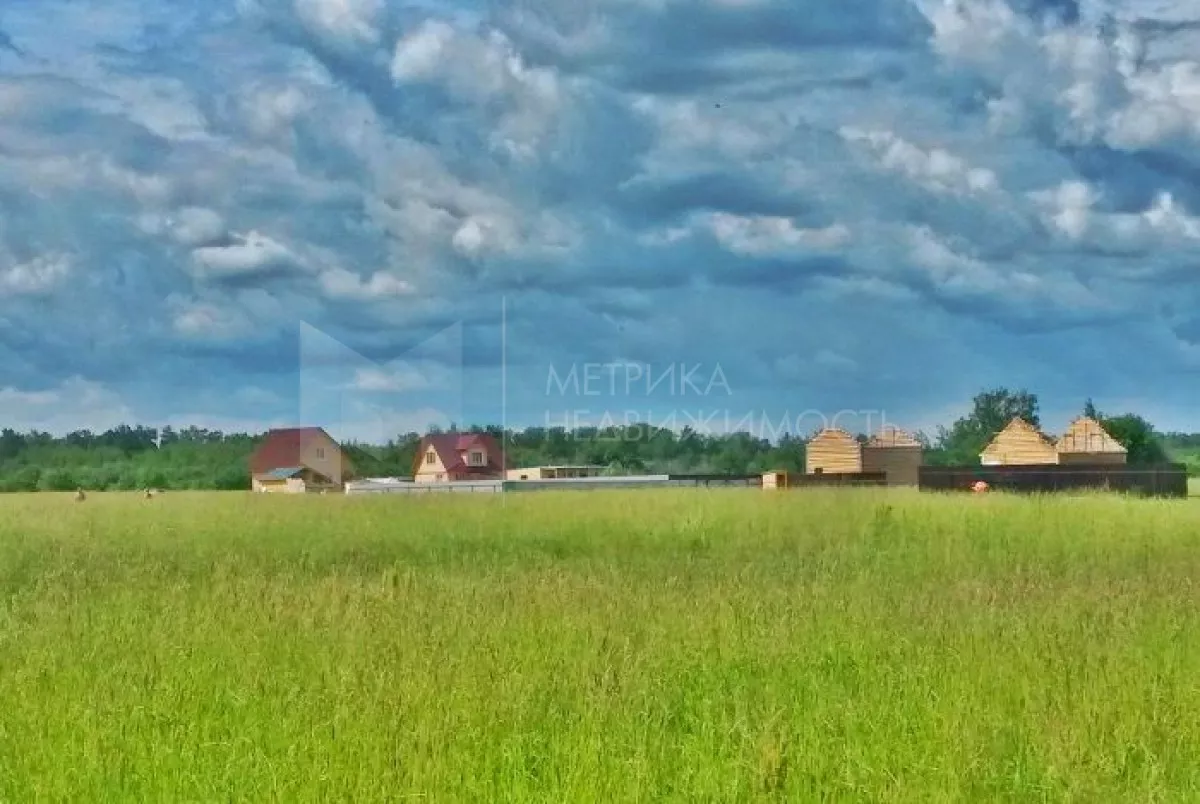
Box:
<box><xmin>805</xmin><ymin>428</ymin><xmax>862</xmax><ymax>474</ymax></box>
<box><xmin>861</xmin><ymin>425</ymin><xmax>923</xmax><ymax>486</ymax></box>
<box><xmin>979</xmin><ymin>417</ymin><xmax>1058</xmax><ymax>466</ymax></box>
<box><xmin>1056</xmin><ymin>416</ymin><xmax>1127</xmax><ymax>465</ymax></box>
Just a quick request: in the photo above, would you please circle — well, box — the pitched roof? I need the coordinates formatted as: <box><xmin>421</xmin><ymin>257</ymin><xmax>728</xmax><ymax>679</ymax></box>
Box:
<box><xmin>249</xmin><ymin>427</ymin><xmax>338</xmax><ymax>474</ymax></box>
<box><xmin>866</xmin><ymin>425</ymin><xmax>921</xmax><ymax>448</ymax></box>
<box><xmin>980</xmin><ymin>417</ymin><xmax>1057</xmax><ymax>459</ymax></box>
<box><xmin>1056</xmin><ymin>416</ymin><xmax>1126</xmax><ymax>454</ymax></box>
<box><xmin>258</xmin><ymin>466</ymin><xmax>305</xmax><ymax>480</ymax></box>
<box><xmin>414</xmin><ymin>432</ymin><xmax>509</xmax><ymax>475</ymax></box>
<box><xmin>808</xmin><ymin>427</ymin><xmax>856</xmax><ymax>443</ymax></box>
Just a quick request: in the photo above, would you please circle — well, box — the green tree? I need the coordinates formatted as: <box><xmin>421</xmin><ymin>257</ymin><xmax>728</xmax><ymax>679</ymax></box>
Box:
<box><xmin>934</xmin><ymin>387</ymin><xmax>1040</xmax><ymax>464</ymax></box>
<box><xmin>1086</xmin><ymin>409</ymin><xmax>1169</xmax><ymax>465</ymax></box>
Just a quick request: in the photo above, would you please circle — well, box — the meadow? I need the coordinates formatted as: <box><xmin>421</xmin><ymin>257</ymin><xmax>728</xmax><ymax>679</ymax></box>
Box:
<box><xmin>2</xmin><ymin>489</ymin><xmax>1200</xmax><ymax>801</ymax></box>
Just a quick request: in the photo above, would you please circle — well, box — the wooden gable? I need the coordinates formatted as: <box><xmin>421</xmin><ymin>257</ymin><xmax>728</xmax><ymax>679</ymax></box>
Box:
<box><xmin>980</xmin><ymin>417</ymin><xmax>1058</xmax><ymax>466</ymax></box>
<box><xmin>1056</xmin><ymin>416</ymin><xmax>1126</xmax><ymax>464</ymax></box>
<box><xmin>805</xmin><ymin>428</ymin><xmax>862</xmax><ymax>474</ymax></box>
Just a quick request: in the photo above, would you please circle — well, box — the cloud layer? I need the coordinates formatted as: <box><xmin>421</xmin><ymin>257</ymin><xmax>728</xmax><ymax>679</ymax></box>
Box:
<box><xmin>1</xmin><ymin>0</ymin><xmax>1199</xmax><ymax>439</ymax></box>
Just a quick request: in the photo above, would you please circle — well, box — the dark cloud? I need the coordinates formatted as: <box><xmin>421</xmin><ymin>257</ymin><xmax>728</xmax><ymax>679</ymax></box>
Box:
<box><xmin>0</xmin><ymin>0</ymin><xmax>1198</xmax><ymax>435</ymax></box>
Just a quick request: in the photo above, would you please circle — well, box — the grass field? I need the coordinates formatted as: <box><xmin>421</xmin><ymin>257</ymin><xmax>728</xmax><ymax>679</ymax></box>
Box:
<box><xmin>3</xmin><ymin>489</ymin><xmax>1200</xmax><ymax>801</ymax></box>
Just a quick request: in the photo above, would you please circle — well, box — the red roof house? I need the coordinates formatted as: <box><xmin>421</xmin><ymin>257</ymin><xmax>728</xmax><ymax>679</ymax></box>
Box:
<box><xmin>412</xmin><ymin>432</ymin><xmax>508</xmax><ymax>482</ymax></box>
<box><xmin>248</xmin><ymin>426</ymin><xmax>351</xmax><ymax>491</ymax></box>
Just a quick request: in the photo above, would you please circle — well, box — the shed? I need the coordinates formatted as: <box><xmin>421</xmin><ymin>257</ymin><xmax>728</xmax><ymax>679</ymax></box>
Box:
<box><xmin>861</xmin><ymin>425</ymin><xmax>922</xmax><ymax>486</ymax></box>
<box><xmin>805</xmin><ymin>428</ymin><xmax>862</xmax><ymax>474</ymax></box>
<box><xmin>1056</xmin><ymin>416</ymin><xmax>1127</xmax><ymax>465</ymax></box>
<box><xmin>762</xmin><ymin>469</ymin><xmax>788</xmax><ymax>489</ymax></box>
<box><xmin>252</xmin><ymin>466</ymin><xmax>336</xmax><ymax>494</ymax></box>
<box><xmin>506</xmin><ymin>465</ymin><xmax>605</xmax><ymax>480</ymax></box>
<box><xmin>979</xmin><ymin>417</ymin><xmax>1058</xmax><ymax>466</ymax></box>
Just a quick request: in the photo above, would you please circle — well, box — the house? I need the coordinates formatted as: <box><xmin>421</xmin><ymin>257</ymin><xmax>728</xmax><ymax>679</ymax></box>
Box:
<box><xmin>249</xmin><ymin>426</ymin><xmax>352</xmax><ymax>492</ymax></box>
<box><xmin>506</xmin><ymin>465</ymin><xmax>604</xmax><ymax>480</ymax></box>
<box><xmin>1056</xmin><ymin>416</ymin><xmax>1127</xmax><ymax>465</ymax></box>
<box><xmin>861</xmin><ymin>425</ymin><xmax>923</xmax><ymax>486</ymax></box>
<box><xmin>805</xmin><ymin>428</ymin><xmax>862</xmax><ymax>474</ymax></box>
<box><xmin>413</xmin><ymin>432</ymin><xmax>508</xmax><ymax>482</ymax></box>
<box><xmin>979</xmin><ymin>417</ymin><xmax>1058</xmax><ymax>466</ymax></box>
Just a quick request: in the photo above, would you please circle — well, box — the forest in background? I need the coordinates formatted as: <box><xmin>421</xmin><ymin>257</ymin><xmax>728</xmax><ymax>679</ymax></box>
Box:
<box><xmin>1</xmin><ymin>388</ymin><xmax>1196</xmax><ymax>491</ymax></box>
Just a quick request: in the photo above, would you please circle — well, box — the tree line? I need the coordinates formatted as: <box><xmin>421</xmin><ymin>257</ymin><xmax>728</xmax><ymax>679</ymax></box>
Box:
<box><xmin>0</xmin><ymin>388</ymin><xmax>1195</xmax><ymax>491</ymax></box>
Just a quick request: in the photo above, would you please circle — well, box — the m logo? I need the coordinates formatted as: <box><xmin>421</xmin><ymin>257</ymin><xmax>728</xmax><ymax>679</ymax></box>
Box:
<box><xmin>297</xmin><ymin>320</ymin><xmax>465</xmax><ymax>445</ymax></box>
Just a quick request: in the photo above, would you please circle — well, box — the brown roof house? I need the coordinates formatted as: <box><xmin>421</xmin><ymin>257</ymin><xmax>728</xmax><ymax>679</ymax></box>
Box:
<box><xmin>412</xmin><ymin>432</ymin><xmax>509</xmax><ymax>482</ymax></box>
<box><xmin>1056</xmin><ymin>416</ymin><xmax>1127</xmax><ymax>465</ymax></box>
<box><xmin>249</xmin><ymin>426</ymin><xmax>352</xmax><ymax>493</ymax></box>
<box><xmin>979</xmin><ymin>417</ymin><xmax>1058</xmax><ymax>466</ymax></box>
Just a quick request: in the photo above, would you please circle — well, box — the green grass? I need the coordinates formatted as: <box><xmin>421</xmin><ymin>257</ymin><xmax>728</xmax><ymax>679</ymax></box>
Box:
<box><xmin>3</xmin><ymin>489</ymin><xmax>1200</xmax><ymax>801</ymax></box>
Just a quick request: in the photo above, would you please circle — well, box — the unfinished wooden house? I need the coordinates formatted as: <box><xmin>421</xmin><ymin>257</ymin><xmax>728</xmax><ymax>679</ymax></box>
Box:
<box><xmin>861</xmin><ymin>425</ymin><xmax>923</xmax><ymax>485</ymax></box>
<box><xmin>1055</xmin><ymin>416</ymin><xmax>1127</xmax><ymax>465</ymax></box>
<box><xmin>979</xmin><ymin>417</ymin><xmax>1058</xmax><ymax>466</ymax></box>
<box><xmin>805</xmin><ymin>428</ymin><xmax>862</xmax><ymax>474</ymax></box>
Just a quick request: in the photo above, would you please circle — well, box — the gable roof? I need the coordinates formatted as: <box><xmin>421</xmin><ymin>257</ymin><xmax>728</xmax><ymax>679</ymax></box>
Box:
<box><xmin>808</xmin><ymin>427</ymin><xmax>857</xmax><ymax>444</ymax></box>
<box><xmin>414</xmin><ymin>432</ymin><xmax>509</xmax><ymax>476</ymax></box>
<box><xmin>980</xmin><ymin>417</ymin><xmax>1057</xmax><ymax>459</ymax></box>
<box><xmin>1056</xmin><ymin>416</ymin><xmax>1126</xmax><ymax>454</ymax></box>
<box><xmin>257</xmin><ymin>466</ymin><xmax>305</xmax><ymax>480</ymax></box>
<box><xmin>866</xmin><ymin>425</ymin><xmax>921</xmax><ymax>448</ymax></box>
<box><xmin>249</xmin><ymin>427</ymin><xmax>340</xmax><ymax>475</ymax></box>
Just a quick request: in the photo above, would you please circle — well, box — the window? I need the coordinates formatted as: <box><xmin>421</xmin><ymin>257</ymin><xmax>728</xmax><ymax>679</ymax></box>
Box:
<box><xmin>316</xmin><ymin>447</ymin><xmax>325</xmax><ymax>459</ymax></box>
<box><xmin>468</xmin><ymin>450</ymin><xmax>484</xmax><ymax>466</ymax></box>
<box><xmin>425</xmin><ymin>451</ymin><xmax>436</xmax><ymax>465</ymax></box>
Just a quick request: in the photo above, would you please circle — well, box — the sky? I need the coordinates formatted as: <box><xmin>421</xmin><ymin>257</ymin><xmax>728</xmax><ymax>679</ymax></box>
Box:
<box><xmin>1</xmin><ymin>0</ymin><xmax>1200</xmax><ymax>443</ymax></box>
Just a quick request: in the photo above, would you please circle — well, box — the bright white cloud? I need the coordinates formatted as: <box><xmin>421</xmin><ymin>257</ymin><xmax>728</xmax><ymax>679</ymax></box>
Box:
<box><xmin>840</xmin><ymin>127</ymin><xmax>1000</xmax><ymax>194</ymax></box>
<box><xmin>924</xmin><ymin>0</ymin><xmax>1200</xmax><ymax>151</ymax></box>
<box><xmin>294</xmin><ymin>0</ymin><xmax>382</xmax><ymax>45</ymax></box>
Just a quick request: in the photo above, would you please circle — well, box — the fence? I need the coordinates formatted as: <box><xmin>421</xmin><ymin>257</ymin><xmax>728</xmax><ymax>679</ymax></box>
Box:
<box><xmin>344</xmin><ymin>474</ymin><xmax>763</xmax><ymax>495</ymax></box>
<box><xmin>767</xmin><ymin>471</ymin><xmax>888</xmax><ymax>489</ymax></box>
<box><xmin>919</xmin><ymin>463</ymin><xmax>1189</xmax><ymax>498</ymax></box>
<box><xmin>345</xmin><ymin>479</ymin><xmax>503</xmax><ymax>495</ymax></box>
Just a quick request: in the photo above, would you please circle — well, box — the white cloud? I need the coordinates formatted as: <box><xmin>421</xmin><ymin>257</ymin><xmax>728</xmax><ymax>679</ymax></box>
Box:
<box><xmin>0</xmin><ymin>255</ymin><xmax>70</xmax><ymax>296</ymax></box>
<box><xmin>840</xmin><ymin>127</ymin><xmax>1000</xmax><ymax>194</ymax></box>
<box><xmin>170</xmin><ymin>298</ymin><xmax>254</xmax><ymax>341</ymax></box>
<box><xmin>350</xmin><ymin>365</ymin><xmax>434</xmax><ymax>392</ymax></box>
<box><xmin>0</xmin><ymin>377</ymin><xmax>136</xmax><ymax>435</ymax></box>
<box><xmin>391</xmin><ymin>20</ymin><xmax>565</xmax><ymax>157</ymax></box>
<box><xmin>294</xmin><ymin>0</ymin><xmax>383</xmax><ymax>46</ymax></box>
<box><xmin>1032</xmin><ymin>180</ymin><xmax>1200</xmax><ymax>253</ymax></box>
<box><xmin>319</xmin><ymin>267</ymin><xmax>414</xmax><ymax>300</ymax></box>
<box><xmin>924</xmin><ymin>0</ymin><xmax>1200</xmax><ymax>151</ymax></box>
<box><xmin>706</xmin><ymin>212</ymin><xmax>851</xmax><ymax>256</ymax></box>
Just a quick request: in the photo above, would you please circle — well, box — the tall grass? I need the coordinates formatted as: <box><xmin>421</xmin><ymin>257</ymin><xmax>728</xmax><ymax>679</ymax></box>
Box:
<box><xmin>2</xmin><ymin>489</ymin><xmax>1200</xmax><ymax>801</ymax></box>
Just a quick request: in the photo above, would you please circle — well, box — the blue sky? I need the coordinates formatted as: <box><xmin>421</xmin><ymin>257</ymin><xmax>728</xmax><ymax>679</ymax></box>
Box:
<box><xmin>1</xmin><ymin>0</ymin><xmax>1199</xmax><ymax>442</ymax></box>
